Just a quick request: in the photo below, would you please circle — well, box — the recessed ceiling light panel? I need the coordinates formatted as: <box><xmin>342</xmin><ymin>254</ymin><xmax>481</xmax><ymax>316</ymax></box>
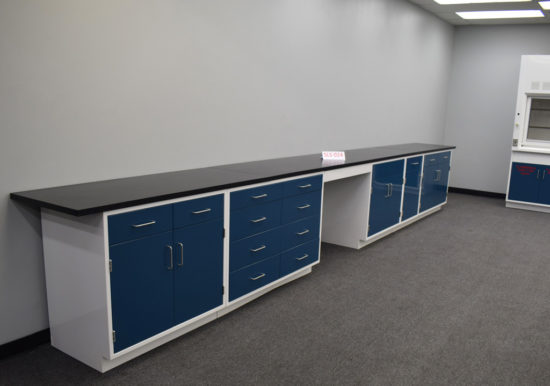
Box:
<box><xmin>539</xmin><ymin>1</ymin><xmax>550</xmax><ymax>10</ymax></box>
<box><xmin>436</xmin><ymin>0</ymin><xmax>530</xmax><ymax>4</ymax></box>
<box><xmin>457</xmin><ymin>10</ymin><xmax>545</xmax><ymax>19</ymax></box>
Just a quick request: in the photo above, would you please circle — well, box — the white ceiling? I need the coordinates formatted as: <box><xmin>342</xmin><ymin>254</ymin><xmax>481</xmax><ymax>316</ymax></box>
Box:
<box><xmin>407</xmin><ymin>0</ymin><xmax>550</xmax><ymax>25</ymax></box>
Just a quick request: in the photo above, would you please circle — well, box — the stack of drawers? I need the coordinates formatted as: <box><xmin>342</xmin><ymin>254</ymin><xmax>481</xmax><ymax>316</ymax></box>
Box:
<box><xmin>229</xmin><ymin>175</ymin><xmax>323</xmax><ymax>301</ymax></box>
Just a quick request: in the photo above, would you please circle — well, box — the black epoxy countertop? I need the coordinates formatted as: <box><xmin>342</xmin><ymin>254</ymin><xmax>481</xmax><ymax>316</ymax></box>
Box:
<box><xmin>10</xmin><ymin>143</ymin><xmax>455</xmax><ymax>216</ymax></box>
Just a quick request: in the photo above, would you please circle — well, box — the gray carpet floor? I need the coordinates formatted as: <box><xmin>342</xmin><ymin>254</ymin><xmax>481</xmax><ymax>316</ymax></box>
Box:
<box><xmin>2</xmin><ymin>192</ymin><xmax>550</xmax><ymax>385</ymax></box>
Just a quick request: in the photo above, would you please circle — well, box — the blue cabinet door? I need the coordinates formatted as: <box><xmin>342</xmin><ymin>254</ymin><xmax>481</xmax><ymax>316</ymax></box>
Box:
<box><xmin>537</xmin><ymin>165</ymin><xmax>550</xmax><ymax>205</ymax></box>
<box><xmin>110</xmin><ymin>231</ymin><xmax>174</xmax><ymax>353</ymax></box>
<box><xmin>173</xmin><ymin>219</ymin><xmax>224</xmax><ymax>324</ymax></box>
<box><xmin>508</xmin><ymin>162</ymin><xmax>540</xmax><ymax>203</ymax></box>
<box><xmin>433</xmin><ymin>153</ymin><xmax>451</xmax><ymax>207</ymax></box>
<box><xmin>421</xmin><ymin>152</ymin><xmax>450</xmax><ymax>212</ymax></box>
<box><xmin>402</xmin><ymin>156</ymin><xmax>422</xmax><ymax>221</ymax></box>
<box><xmin>420</xmin><ymin>164</ymin><xmax>436</xmax><ymax>212</ymax></box>
<box><xmin>368</xmin><ymin>159</ymin><xmax>404</xmax><ymax>237</ymax></box>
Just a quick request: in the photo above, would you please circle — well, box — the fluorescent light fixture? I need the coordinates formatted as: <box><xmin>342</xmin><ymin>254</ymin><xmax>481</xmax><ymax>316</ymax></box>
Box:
<box><xmin>457</xmin><ymin>10</ymin><xmax>545</xmax><ymax>19</ymax></box>
<box><xmin>436</xmin><ymin>0</ymin><xmax>529</xmax><ymax>4</ymax></box>
<box><xmin>540</xmin><ymin>1</ymin><xmax>550</xmax><ymax>10</ymax></box>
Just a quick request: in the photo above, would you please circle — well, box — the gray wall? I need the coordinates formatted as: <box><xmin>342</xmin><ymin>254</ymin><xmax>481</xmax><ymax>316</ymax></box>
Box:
<box><xmin>444</xmin><ymin>25</ymin><xmax>550</xmax><ymax>194</ymax></box>
<box><xmin>0</xmin><ymin>0</ymin><xmax>453</xmax><ymax>344</ymax></box>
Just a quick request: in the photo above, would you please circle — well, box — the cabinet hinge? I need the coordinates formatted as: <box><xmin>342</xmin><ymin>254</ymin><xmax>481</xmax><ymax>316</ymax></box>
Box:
<box><xmin>112</xmin><ymin>330</ymin><xmax>116</xmax><ymax>343</ymax></box>
<box><xmin>109</xmin><ymin>259</ymin><xmax>112</xmax><ymax>273</ymax></box>
<box><xmin>222</xmin><ymin>286</ymin><xmax>225</xmax><ymax>295</ymax></box>
<box><xmin>223</xmin><ymin>228</ymin><xmax>226</xmax><ymax>238</ymax></box>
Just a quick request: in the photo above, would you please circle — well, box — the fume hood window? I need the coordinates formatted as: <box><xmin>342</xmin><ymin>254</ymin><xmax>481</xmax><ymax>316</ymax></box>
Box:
<box><xmin>526</xmin><ymin>98</ymin><xmax>550</xmax><ymax>142</ymax></box>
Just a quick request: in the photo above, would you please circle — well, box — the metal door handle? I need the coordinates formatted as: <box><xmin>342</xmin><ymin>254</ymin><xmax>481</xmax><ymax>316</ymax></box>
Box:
<box><xmin>252</xmin><ymin>193</ymin><xmax>268</xmax><ymax>199</ymax></box>
<box><xmin>297</xmin><ymin>204</ymin><xmax>311</xmax><ymax>210</ymax></box>
<box><xmin>177</xmin><ymin>242</ymin><xmax>183</xmax><ymax>266</ymax></box>
<box><xmin>250</xmin><ymin>245</ymin><xmax>267</xmax><ymax>253</ymax></box>
<box><xmin>537</xmin><ymin>169</ymin><xmax>541</xmax><ymax>180</ymax></box>
<box><xmin>296</xmin><ymin>254</ymin><xmax>309</xmax><ymax>261</ymax></box>
<box><xmin>296</xmin><ymin>229</ymin><xmax>310</xmax><ymax>236</ymax></box>
<box><xmin>166</xmin><ymin>245</ymin><xmax>173</xmax><ymax>270</ymax></box>
<box><xmin>299</xmin><ymin>184</ymin><xmax>312</xmax><ymax>189</ymax></box>
<box><xmin>192</xmin><ymin>208</ymin><xmax>211</xmax><ymax>214</ymax></box>
<box><xmin>132</xmin><ymin>220</ymin><xmax>156</xmax><ymax>228</ymax></box>
<box><xmin>385</xmin><ymin>183</ymin><xmax>392</xmax><ymax>198</ymax></box>
<box><xmin>250</xmin><ymin>273</ymin><xmax>266</xmax><ymax>281</ymax></box>
<box><xmin>250</xmin><ymin>217</ymin><xmax>267</xmax><ymax>223</ymax></box>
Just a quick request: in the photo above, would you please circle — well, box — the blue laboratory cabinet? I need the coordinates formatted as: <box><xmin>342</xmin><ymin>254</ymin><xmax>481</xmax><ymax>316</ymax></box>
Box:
<box><xmin>508</xmin><ymin>162</ymin><xmax>550</xmax><ymax>205</ymax></box>
<box><xmin>368</xmin><ymin>159</ymin><xmax>405</xmax><ymax>236</ymax></box>
<box><xmin>367</xmin><ymin>152</ymin><xmax>451</xmax><ymax>239</ymax></box>
<box><xmin>421</xmin><ymin>152</ymin><xmax>451</xmax><ymax>212</ymax></box>
<box><xmin>229</xmin><ymin>175</ymin><xmax>322</xmax><ymax>301</ymax></box>
<box><xmin>108</xmin><ymin>194</ymin><xmax>224</xmax><ymax>353</ymax></box>
<box><xmin>10</xmin><ymin>143</ymin><xmax>455</xmax><ymax>373</ymax></box>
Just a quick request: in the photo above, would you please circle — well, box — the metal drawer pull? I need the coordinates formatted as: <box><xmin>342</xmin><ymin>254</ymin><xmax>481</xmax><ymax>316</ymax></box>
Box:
<box><xmin>250</xmin><ymin>216</ymin><xmax>267</xmax><ymax>223</ymax></box>
<box><xmin>167</xmin><ymin>245</ymin><xmax>173</xmax><ymax>270</ymax></box>
<box><xmin>192</xmin><ymin>208</ymin><xmax>212</xmax><ymax>214</ymax></box>
<box><xmin>296</xmin><ymin>254</ymin><xmax>309</xmax><ymax>261</ymax></box>
<box><xmin>385</xmin><ymin>183</ymin><xmax>392</xmax><ymax>198</ymax></box>
<box><xmin>430</xmin><ymin>158</ymin><xmax>436</xmax><ymax>162</ymax></box>
<box><xmin>537</xmin><ymin>169</ymin><xmax>541</xmax><ymax>179</ymax></box>
<box><xmin>250</xmin><ymin>245</ymin><xmax>267</xmax><ymax>253</ymax></box>
<box><xmin>252</xmin><ymin>193</ymin><xmax>268</xmax><ymax>199</ymax></box>
<box><xmin>411</xmin><ymin>162</ymin><xmax>420</xmax><ymax>165</ymax></box>
<box><xmin>250</xmin><ymin>273</ymin><xmax>266</xmax><ymax>281</ymax></box>
<box><xmin>132</xmin><ymin>220</ymin><xmax>156</xmax><ymax>228</ymax></box>
<box><xmin>443</xmin><ymin>156</ymin><xmax>449</xmax><ymax>159</ymax></box>
<box><xmin>177</xmin><ymin>242</ymin><xmax>184</xmax><ymax>266</ymax></box>
<box><xmin>296</xmin><ymin>229</ymin><xmax>310</xmax><ymax>236</ymax></box>
<box><xmin>299</xmin><ymin>184</ymin><xmax>312</xmax><ymax>189</ymax></box>
<box><xmin>297</xmin><ymin>204</ymin><xmax>311</xmax><ymax>210</ymax></box>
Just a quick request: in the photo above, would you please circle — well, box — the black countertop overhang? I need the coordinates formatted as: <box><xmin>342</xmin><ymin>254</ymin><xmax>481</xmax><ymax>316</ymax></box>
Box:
<box><xmin>10</xmin><ymin>143</ymin><xmax>455</xmax><ymax>216</ymax></box>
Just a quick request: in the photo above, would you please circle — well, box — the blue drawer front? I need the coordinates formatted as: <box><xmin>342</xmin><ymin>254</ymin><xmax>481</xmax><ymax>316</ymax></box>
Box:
<box><xmin>424</xmin><ymin>153</ymin><xmax>440</xmax><ymax>167</ymax></box>
<box><xmin>280</xmin><ymin>239</ymin><xmax>319</xmax><ymax>277</ymax></box>
<box><xmin>282</xmin><ymin>191</ymin><xmax>322</xmax><ymax>223</ymax></box>
<box><xmin>108</xmin><ymin>205</ymin><xmax>172</xmax><ymax>245</ymax></box>
<box><xmin>282</xmin><ymin>216</ymin><xmax>320</xmax><ymax>251</ymax></box>
<box><xmin>230</xmin><ymin>200</ymin><xmax>282</xmax><ymax>241</ymax></box>
<box><xmin>173</xmin><ymin>194</ymin><xmax>223</xmax><ymax>229</ymax></box>
<box><xmin>437</xmin><ymin>151</ymin><xmax>451</xmax><ymax>164</ymax></box>
<box><xmin>229</xmin><ymin>255</ymin><xmax>280</xmax><ymax>301</ymax></box>
<box><xmin>230</xmin><ymin>228</ymin><xmax>282</xmax><ymax>272</ymax></box>
<box><xmin>425</xmin><ymin>151</ymin><xmax>450</xmax><ymax>166</ymax></box>
<box><xmin>230</xmin><ymin>183</ymin><xmax>283</xmax><ymax>210</ymax></box>
<box><xmin>283</xmin><ymin>175</ymin><xmax>322</xmax><ymax>197</ymax></box>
